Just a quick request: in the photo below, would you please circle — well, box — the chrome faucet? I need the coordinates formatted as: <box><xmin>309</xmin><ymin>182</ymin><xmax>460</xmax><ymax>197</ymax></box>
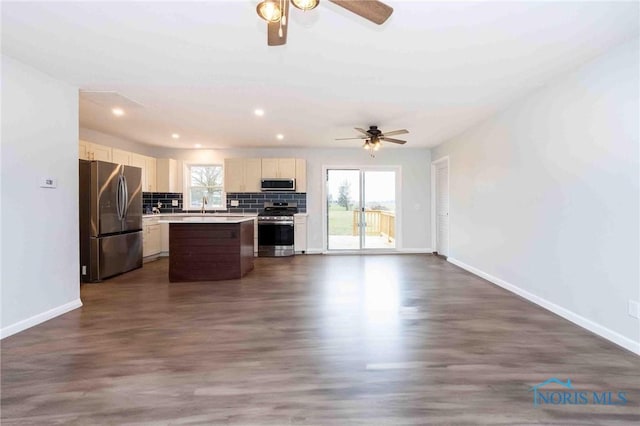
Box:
<box><xmin>201</xmin><ymin>196</ymin><xmax>208</xmax><ymax>214</ymax></box>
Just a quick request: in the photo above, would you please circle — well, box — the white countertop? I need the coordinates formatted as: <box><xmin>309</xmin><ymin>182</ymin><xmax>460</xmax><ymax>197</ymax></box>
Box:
<box><xmin>158</xmin><ymin>216</ymin><xmax>256</xmax><ymax>224</ymax></box>
<box><xmin>144</xmin><ymin>213</ymin><xmax>257</xmax><ymax>219</ymax></box>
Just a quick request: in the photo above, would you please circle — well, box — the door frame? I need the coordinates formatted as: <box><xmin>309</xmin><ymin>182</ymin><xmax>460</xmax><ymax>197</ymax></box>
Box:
<box><xmin>430</xmin><ymin>156</ymin><xmax>450</xmax><ymax>255</ymax></box>
<box><xmin>322</xmin><ymin>165</ymin><xmax>402</xmax><ymax>253</ymax></box>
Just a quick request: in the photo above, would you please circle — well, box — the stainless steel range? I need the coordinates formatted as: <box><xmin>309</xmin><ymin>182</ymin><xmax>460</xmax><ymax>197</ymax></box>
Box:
<box><xmin>258</xmin><ymin>202</ymin><xmax>298</xmax><ymax>257</ymax></box>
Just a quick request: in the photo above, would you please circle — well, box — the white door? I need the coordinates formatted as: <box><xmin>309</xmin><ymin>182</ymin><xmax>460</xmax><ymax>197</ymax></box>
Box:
<box><xmin>435</xmin><ymin>161</ymin><xmax>449</xmax><ymax>256</ymax></box>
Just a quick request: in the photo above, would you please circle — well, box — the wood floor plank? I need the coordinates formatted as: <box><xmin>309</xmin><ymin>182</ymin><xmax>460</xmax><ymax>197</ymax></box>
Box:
<box><xmin>1</xmin><ymin>255</ymin><xmax>639</xmax><ymax>425</ymax></box>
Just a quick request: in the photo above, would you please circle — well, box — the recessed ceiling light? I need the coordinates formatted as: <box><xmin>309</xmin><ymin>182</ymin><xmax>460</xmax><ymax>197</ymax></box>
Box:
<box><xmin>171</xmin><ymin>133</ymin><xmax>180</xmax><ymax>139</ymax></box>
<box><xmin>194</xmin><ymin>144</ymin><xmax>202</xmax><ymax>148</ymax></box>
<box><xmin>254</xmin><ymin>108</ymin><xmax>265</xmax><ymax>117</ymax></box>
<box><xmin>112</xmin><ymin>107</ymin><xmax>125</xmax><ymax>116</ymax></box>
<box><xmin>276</xmin><ymin>134</ymin><xmax>284</xmax><ymax>140</ymax></box>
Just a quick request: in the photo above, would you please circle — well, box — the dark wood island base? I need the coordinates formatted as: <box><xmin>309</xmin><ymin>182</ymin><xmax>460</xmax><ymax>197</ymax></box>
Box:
<box><xmin>167</xmin><ymin>219</ymin><xmax>254</xmax><ymax>282</ymax></box>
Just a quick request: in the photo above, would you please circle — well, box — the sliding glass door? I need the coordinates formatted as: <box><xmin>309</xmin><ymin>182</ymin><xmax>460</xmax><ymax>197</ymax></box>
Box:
<box><xmin>326</xmin><ymin>168</ymin><xmax>397</xmax><ymax>251</ymax></box>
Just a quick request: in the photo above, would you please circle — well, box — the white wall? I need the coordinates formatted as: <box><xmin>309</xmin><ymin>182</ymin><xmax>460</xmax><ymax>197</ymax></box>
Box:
<box><xmin>1</xmin><ymin>55</ymin><xmax>82</xmax><ymax>338</ymax></box>
<box><xmin>162</xmin><ymin>147</ymin><xmax>432</xmax><ymax>252</ymax></box>
<box><xmin>80</xmin><ymin>127</ymin><xmax>158</xmax><ymax>157</ymax></box>
<box><xmin>432</xmin><ymin>39</ymin><xmax>640</xmax><ymax>353</ymax></box>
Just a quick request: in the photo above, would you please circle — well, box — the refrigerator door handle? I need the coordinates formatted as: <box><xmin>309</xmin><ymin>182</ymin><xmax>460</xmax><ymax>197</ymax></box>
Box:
<box><xmin>115</xmin><ymin>175</ymin><xmax>121</xmax><ymax>221</ymax></box>
<box><xmin>117</xmin><ymin>175</ymin><xmax>125</xmax><ymax>221</ymax></box>
<box><xmin>123</xmin><ymin>175</ymin><xmax>130</xmax><ymax>219</ymax></box>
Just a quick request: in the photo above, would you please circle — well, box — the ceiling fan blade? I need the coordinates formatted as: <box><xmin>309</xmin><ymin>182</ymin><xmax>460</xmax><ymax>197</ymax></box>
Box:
<box><xmin>267</xmin><ymin>1</ymin><xmax>289</xmax><ymax>46</ymax></box>
<box><xmin>382</xmin><ymin>129</ymin><xmax>409</xmax><ymax>137</ymax></box>
<box><xmin>329</xmin><ymin>0</ymin><xmax>393</xmax><ymax>25</ymax></box>
<box><xmin>335</xmin><ymin>137</ymin><xmax>368</xmax><ymax>140</ymax></box>
<box><xmin>354</xmin><ymin>127</ymin><xmax>370</xmax><ymax>135</ymax></box>
<box><xmin>380</xmin><ymin>137</ymin><xmax>407</xmax><ymax>144</ymax></box>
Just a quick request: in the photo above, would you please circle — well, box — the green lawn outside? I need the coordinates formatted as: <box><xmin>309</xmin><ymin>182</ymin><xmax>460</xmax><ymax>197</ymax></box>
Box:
<box><xmin>328</xmin><ymin>203</ymin><xmax>354</xmax><ymax>236</ymax></box>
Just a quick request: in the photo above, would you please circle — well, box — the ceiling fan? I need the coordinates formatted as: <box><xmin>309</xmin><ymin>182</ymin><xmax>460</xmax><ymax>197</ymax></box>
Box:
<box><xmin>256</xmin><ymin>0</ymin><xmax>394</xmax><ymax>46</ymax></box>
<box><xmin>335</xmin><ymin>125</ymin><xmax>409</xmax><ymax>155</ymax></box>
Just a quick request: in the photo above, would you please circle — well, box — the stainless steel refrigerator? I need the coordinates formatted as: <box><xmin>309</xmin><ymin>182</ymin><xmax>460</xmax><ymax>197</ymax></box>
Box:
<box><xmin>79</xmin><ymin>160</ymin><xmax>143</xmax><ymax>282</ymax></box>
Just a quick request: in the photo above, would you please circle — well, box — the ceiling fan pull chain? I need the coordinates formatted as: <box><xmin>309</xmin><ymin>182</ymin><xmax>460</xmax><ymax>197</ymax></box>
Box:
<box><xmin>278</xmin><ymin>0</ymin><xmax>285</xmax><ymax>37</ymax></box>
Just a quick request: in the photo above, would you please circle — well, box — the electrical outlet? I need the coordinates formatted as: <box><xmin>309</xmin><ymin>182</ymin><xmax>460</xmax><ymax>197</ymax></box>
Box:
<box><xmin>171</xmin><ymin>200</ymin><xmax>178</xmax><ymax>207</ymax></box>
<box><xmin>230</xmin><ymin>200</ymin><xmax>239</xmax><ymax>207</ymax></box>
<box><xmin>629</xmin><ymin>300</ymin><xmax>640</xmax><ymax>319</ymax></box>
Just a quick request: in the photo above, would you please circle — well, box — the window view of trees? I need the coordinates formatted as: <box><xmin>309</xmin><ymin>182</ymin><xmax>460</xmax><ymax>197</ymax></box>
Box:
<box><xmin>188</xmin><ymin>165</ymin><xmax>224</xmax><ymax>209</ymax></box>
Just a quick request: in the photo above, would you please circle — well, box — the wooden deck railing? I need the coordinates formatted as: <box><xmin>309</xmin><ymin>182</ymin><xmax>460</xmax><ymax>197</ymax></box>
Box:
<box><xmin>352</xmin><ymin>210</ymin><xmax>395</xmax><ymax>242</ymax></box>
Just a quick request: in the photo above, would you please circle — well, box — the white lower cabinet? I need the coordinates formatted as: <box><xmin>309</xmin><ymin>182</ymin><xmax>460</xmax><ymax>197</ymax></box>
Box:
<box><xmin>143</xmin><ymin>219</ymin><xmax>161</xmax><ymax>258</ymax></box>
<box><xmin>160</xmin><ymin>222</ymin><xmax>170</xmax><ymax>254</ymax></box>
<box><xmin>294</xmin><ymin>214</ymin><xmax>307</xmax><ymax>254</ymax></box>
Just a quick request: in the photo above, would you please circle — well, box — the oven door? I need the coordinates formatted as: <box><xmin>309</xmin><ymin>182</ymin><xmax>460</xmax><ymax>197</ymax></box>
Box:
<box><xmin>258</xmin><ymin>221</ymin><xmax>295</xmax><ymax>257</ymax></box>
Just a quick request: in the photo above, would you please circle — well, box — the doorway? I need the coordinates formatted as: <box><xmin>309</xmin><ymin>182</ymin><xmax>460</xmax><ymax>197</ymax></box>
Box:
<box><xmin>325</xmin><ymin>168</ymin><xmax>398</xmax><ymax>251</ymax></box>
<box><xmin>431</xmin><ymin>157</ymin><xmax>449</xmax><ymax>256</ymax></box>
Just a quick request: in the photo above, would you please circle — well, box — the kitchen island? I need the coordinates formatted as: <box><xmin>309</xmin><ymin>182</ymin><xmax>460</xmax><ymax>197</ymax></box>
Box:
<box><xmin>158</xmin><ymin>217</ymin><xmax>255</xmax><ymax>282</ymax></box>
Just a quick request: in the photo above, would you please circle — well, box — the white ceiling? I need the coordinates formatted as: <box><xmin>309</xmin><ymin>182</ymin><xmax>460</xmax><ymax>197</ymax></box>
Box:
<box><xmin>2</xmin><ymin>1</ymin><xmax>638</xmax><ymax>149</ymax></box>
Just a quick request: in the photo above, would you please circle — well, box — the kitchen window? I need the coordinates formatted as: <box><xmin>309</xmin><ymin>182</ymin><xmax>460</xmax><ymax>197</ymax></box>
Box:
<box><xmin>184</xmin><ymin>164</ymin><xmax>224</xmax><ymax>210</ymax></box>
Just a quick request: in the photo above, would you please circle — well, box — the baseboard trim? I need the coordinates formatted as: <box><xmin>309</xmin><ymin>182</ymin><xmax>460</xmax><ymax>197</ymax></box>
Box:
<box><xmin>307</xmin><ymin>248</ymin><xmax>433</xmax><ymax>255</ymax></box>
<box><xmin>397</xmin><ymin>248</ymin><xmax>434</xmax><ymax>254</ymax></box>
<box><xmin>0</xmin><ymin>298</ymin><xmax>83</xmax><ymax>340</ymax></box>
<box><xmin>305</xmin><ymin>248</ymin><xmax>324</xmax><ymax>255</ymax></box>
<box><xmin>447</xmin><ymin>257</ymin><xmax>640</xmax><ymax>356</ymax></box>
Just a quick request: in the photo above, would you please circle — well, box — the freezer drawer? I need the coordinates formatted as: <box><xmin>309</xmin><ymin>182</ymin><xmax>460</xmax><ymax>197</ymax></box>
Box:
<box><xmin>84</xmin><ymin>232</ymin><xmax>142</xmax><ymax>282</ymax></box>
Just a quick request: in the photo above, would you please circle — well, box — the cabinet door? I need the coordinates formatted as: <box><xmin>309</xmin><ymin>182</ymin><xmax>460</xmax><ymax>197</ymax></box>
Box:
<box><xmin>142</xmin><ymin>222</ymin><xmax>151</xmax><ymax>257</ymax></box>
<box><xmin>156</xmin><ymin>158</ymin><xmax>178</xmax><ymax>193</ymax></box>
<box><xmin>160</xmin><ymin>223</ymin><xmax>169</xmax><ymax>253</ymax></box>
<box><xmin>295</xmin><ymin>159</ymin><xmax>306</xmax><ymax>192</ymax></box>
<box><xmin>261</xmin><ymin>158</ymin><xmax>279</xmax><ymax>178</ymax></box>
<box><xmin>278</xmin><ymin>158</ymin><xmax>296</xmax><ymax>179</ymax></box>
<box><xmin>294</xmin><ymin>216</ymin><xmax>307</xmax><ymax>253</ymax></box>
<box><xmin>145</xmin><ymin>157</ymin><xmax>156</xmax><ymax>192</ymax></box>
<box><xmin>244</xmin><ymin>158</ymin><xmax>262</xmax><ymax>192</ymax></box>
<box><xmin>131</xmin><ymin>154</ymin><xmax>147</xmax><ymax>191</ymax></box>
<box><xmin>112</xmin><ymin>149</ymin><xmax>131</xmax><ymax>165</ymax></box>
<box><xmin>224</xmin><ymin>158</ymin><xmax>244</xmax><ymax>192</ymax></box>
<box><xmin>148</xmin><ymin>224</ymin><xmax>161</xmax><ymax>256</ymax></box>
<box><xmin>143</xmin><ymin>222</ymin><xmax>161</xmax><ymax>257</ymax></box>
<box><xmin>91</xmin><ymin>143</ymin><xmax>112</xmax><ymax>162</ymax></box>
<box><xmin>79</xmin><ymin>140</ymin><xmax>90</xmax><ymax>160</ymax></box>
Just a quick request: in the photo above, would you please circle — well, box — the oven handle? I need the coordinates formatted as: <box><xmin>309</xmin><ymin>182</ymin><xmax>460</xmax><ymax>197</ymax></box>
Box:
<box><xmin>258</xmin><ymin>221</ymin><xmax>294</xmax><ymax>226</ymax></box>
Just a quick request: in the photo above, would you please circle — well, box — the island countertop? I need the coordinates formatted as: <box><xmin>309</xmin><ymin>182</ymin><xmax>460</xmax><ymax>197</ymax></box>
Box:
<box><xmin>158</xmin><ymin>217</ymin><xmax>256</xmax><ymax>224</ymax></box>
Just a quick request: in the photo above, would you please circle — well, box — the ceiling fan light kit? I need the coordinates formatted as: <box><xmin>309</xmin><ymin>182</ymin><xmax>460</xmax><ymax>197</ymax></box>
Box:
<box><xmin>258</xmin><ymin>0</ymin><xmax>393</xmax><ymax>46</ymax></box>
<box><xmin>338</xmin><ymin>126</ymin><xmax>409</xmax><ymax>157</ymax></box>
<box><xmin>257</xmin><ymin>0</ymin><xmax>283</xmax><ymax>22</ymax></box>
<box><xmin>291</xmin><ymin>0</ymin><xmax>319</xmax><ymax>11</ymax></box>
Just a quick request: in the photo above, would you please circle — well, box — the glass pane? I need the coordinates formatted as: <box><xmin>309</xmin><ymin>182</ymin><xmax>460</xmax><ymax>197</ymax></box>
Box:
<box><xmin>189</xmin><ymin>165</ymin><xmax>223</xmax><ymax>209</ymax></box>
<box><xmin>327</xmin><ymin>170</ymin><xmax>361</xmax><ymax>250</ymax></box>
<box><xmin>363</xmin><ymin>171</ymin><xmax>396</xmax><ymax>249</ymax></box>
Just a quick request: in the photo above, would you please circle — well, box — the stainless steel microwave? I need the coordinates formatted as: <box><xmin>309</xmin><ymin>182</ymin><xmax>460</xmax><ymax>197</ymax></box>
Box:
<box><xmin>261</xmin><ymin>178</ymin><xmax>296</xmax><ymax>192</ymax></box>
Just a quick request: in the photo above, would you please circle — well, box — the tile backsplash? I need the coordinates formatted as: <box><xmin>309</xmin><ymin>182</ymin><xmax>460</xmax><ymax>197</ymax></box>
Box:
<box><xmin>143</xmin><ymin>192</ymin><xmax>306</xmax><ymax>214</ymax></box>
<box><xmin>226</xmin><ymin>192</ymin><xmax>307</xmax><ymax>213</ymax></box>
<box><xmin>143</xmin><ymin>192</ymin><xmax>183</xmax><ymax>214</ymax></box>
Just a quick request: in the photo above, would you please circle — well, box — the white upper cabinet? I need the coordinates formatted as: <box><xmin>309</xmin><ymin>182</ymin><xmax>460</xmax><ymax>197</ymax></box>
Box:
<box><xmin>225</xmin><ymin>158</ymin><xmax>262</xmax><ymax>193</ymax></box>
<box><xmin>261</xmin><ymin>158</ymin><xmax>296</xmax><ymax>179</ymax></box>
<box><xmin>131</xmin><ymin>153</ymin><xmax>157</xmax><ymax>192</ymax></box>
<box><xmin>157</xmin><ymin>158</ymin><xmax>180</xmax><ymax>193</ymax></box>
<box><xmin>79</xmin><ymin>140</ymin><xmax>112</xmax><ymax>162</ymax></box>
<box><xmin>112</xmin><ymin>148</ymin><xmax>132</xmax><ymax>165</ymax></box>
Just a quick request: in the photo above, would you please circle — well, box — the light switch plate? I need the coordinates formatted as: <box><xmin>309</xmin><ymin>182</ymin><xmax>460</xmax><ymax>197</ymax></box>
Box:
<box><xmin>40</xmin><ymin>177</ymin><xmax>57</xmax><ymax>189</ymax></box>
<box><xmin>230</xmin><ymin>200</ymin><xmax>239</xmax><ymax>207</ymax></box>
<box><xmin>172</xmin><ymin>200</ymin><xmax>179</xmax><ymax>206</ymax></box>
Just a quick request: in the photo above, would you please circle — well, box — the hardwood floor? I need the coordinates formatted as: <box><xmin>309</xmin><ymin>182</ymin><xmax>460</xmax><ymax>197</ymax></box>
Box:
<box><xmin>2</xmin><ymin>255</ymin><xmax>639</xmax><ymax>425</ymax></box>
